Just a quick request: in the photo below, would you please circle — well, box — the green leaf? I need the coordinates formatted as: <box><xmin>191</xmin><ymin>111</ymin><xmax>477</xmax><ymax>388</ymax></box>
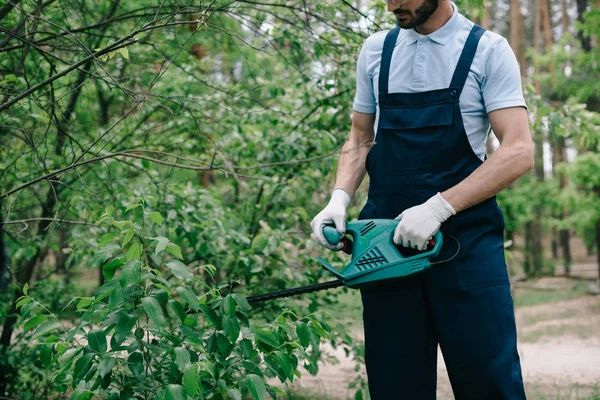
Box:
<box><xmin>77</xmin><ymin>297</ymin><xmax>93</xmax><ymax>311</ymax></box>
<box><xmin>177</xmin><ymin>286</ymin><xmax>199</xmax><ymax>311</ymax></box>
<box><xmin>141</xmin><ymin>297</ymin><xmax>166</xmax><ymax>328</ymax></box>
<box><xmin>222</xmin><ymin>315</ymin><xmax>240</xmax><ymax>342</ymax></box>
<box><xmin>166</xmin><ymin>243</ymin><xmax>183</xmax><ymax>259</ymax></box>
<box><xmin>223</xmin><ymin>295</ymin><xmax>236</xmax><ymax>317</ymax></box>
<box><xmin>239</xmin><ymin>339</ymin><xmax>255</xmax><ymax>359</ymax></box>
<box><xmin>96</xmin><ymin>280</ymin><xmax>119</xmax><ymax>302</ymax></box>
<box><xmin>99</xmin><ymin>233</ymin><xmax>118</xmax><ymax>248</ymax></box>
<box><xmin>108</xmin><ymin>286</ymin><xmax>124</xmax><ymax>311</ymax></box>
<box><xmin>102</xmin><ymin>259</ymin><xmax>122</xmax><ymax>281</ymax></box>
<box><xmin>183</xmin><ymin>364</ymin><xmax>201</xmax><ymax>397</ymax></box>
<box><xmin>113</xmin><ymin>314</ymin><xmax>136</xmax><ymax>346</ymax></box>
<box><xmin>355</xmin><ymin>388</ymin><xmax>364</xmax><ymax>400</ymax></box>
<box><xmin>32</xmin><ymin>320</ymin><xmax>61</xmax><ymax>340</ymax></box>
<box><xmin>198</xmin><ymin>304</ymin><xmax>219</xmax><ymax>327</ymax></box>
<box><xmin>128</xmin><ymin>351</ymin><xmax>144</xmax><ymax>376</ymax></box>
<box><xmin>275</xmin><ymin>351</ymin><xmax>294</xmax><ymax>381</ymax></box>
<box><xmin>87</xmin><ymin>330</ymin><xmax>107</xmax><ymax>353</ymax></box>
<box><xmin>69</xmin><ymin>390</ymin><xmax>93</xmax><ymax>400</ymax></box>
<box><xmin>167</xmin><ymin>300</ymin><xmax>186</xmax><ymax>323</ymax></box>
<box><xmin>15</xmin><ymin>296</ymin><xmax>32</xmax><ymax>309</ymax></box>
<box><xmin>97</xmin><ymin>357</ymin><xmax>115</xmax><ymax>377</ymax></box>
<box><xmin>24</xmin><ymin>315</ymin><xmax>49</xmax><ymax>332</ymax></box>
<box><xmin>122</xmin><ymin>229</ymin><xmax>135</xmax><ymax>247</ymax></box>
<box><xmin>149</xmin><ymin>211</ymin><xmax>163</xmax><ymax>225</ymax></box>
<box><xmin>296</xmin><ymin>322</ymin><xmax>310</xmax><ymax>348</ymax></box>
<box><xmin>247</xmin><ymin>374</ymin><xmax>267</xmax><ymax>400</ymax></box>
<box><xmin>117</xmin><ymin>47</ymin><xmax>129</xmax><ymax>59</ymax></box>
<box><xmin>119</xmin><ymin>259</ymin><xmax>140</xmax><ymax>287</ymax></box>
<box><xmin>40</xmin><ymin>344</ymin><xmax>53</xmax><ymax>367</ymax></box>
<box><xmin>231</xmin><ymin>293</ymin><xmax>250</xmax><ymax>313</ymax></box>
<box><xmin>166</xmin><ymin>260</ymin><xmax>193</xmax><ymax>281</ymax></box>
<box><xmin>165</xmin><ymin>384</ymin><xmax>187</xmax><ymax>400</ymax></box>
<box><xmin>151</xmin><ymin>289</ymin><xmax>169</xmax><ymax>307</ymax></box>
<box><xmin>93</xmin><ymin>243</ymin><xmax>120</xmax><ymax>267</ymax></box>
<box><xmin>216</xmin><ymin>334</ymin><xmax>233</xmax><ymax>357</ymax></box>
<box><xmin>154</xmin><ymin>236</ymin><xmax>169</xmax><ymax>256</ymax></box>
<box><xmin>23</xmin><ymin>283</ymin><xmax>28</xmax><ymax>295</ymax></box>
<box><xmin>174</xmin><ymin>347</ymin><xmax>191</xmax><ymax>371</ymax></box>
<box><xmin>125</xmin><ymin>242</ymin><xmax>142</xmax><ymax>262</ymax></box>
<box><xmin>125</xmin><ymin>202</ymin><xmax>140</xmax><ymax>212</ymax></box>
<box><xmin>227</xmin><ymin>388</ymin><xmax>241</xmax><ymax>400</ymax></box>
<box><xmin>254</xmin><ymin>329</ymin><xmax>279</xmax><ymax>348</ymax></box>
<box><xmin>73</xmin><ymin>353</ymin><xmax>95</xmax><ymax>384</ymax></box>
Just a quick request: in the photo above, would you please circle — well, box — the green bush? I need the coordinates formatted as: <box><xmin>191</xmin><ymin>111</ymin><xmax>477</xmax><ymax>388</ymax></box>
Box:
<box><xmin>10</xmin><ymin>210</ymin><xmax>335</xmax><ymax>399</ymax></box>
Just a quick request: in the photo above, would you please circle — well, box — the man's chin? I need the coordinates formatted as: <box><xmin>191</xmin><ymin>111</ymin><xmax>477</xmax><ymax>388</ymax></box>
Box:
<box><xmin>396</xmin><ymin>20</ymin><xmax>416</xmax><ymax>29</ymax></box>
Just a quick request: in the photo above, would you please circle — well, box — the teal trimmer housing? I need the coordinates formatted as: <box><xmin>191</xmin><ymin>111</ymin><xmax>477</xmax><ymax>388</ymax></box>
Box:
<box><xmin>319</xmin><ymin>219</ymin><xmax>443</xmax><ymax>288</ymax></box>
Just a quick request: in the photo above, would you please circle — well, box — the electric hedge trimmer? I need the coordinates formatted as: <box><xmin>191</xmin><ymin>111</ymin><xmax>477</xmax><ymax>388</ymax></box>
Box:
<box><xmin>246</xmin><ymin>219</ymin><xmax>444</xmax><ymax>304</ymax></box>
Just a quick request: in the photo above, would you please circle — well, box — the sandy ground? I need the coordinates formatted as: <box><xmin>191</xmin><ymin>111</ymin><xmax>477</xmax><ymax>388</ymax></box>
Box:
<box><xmin>278</xmin><ymin>292</ymin><xmax>600</xmax><ymax>400</ymax></box>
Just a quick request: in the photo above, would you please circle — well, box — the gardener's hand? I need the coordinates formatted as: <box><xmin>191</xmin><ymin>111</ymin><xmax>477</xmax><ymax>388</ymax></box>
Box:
<box><xmin>311</xmin><ymin>189</ymin><xmax>351</xmax><ymax>251</ymax></box>
<box><xmin>394</xmin><ymin>193</ymin><xmax>455</xmax><ymax>250</ymax></box>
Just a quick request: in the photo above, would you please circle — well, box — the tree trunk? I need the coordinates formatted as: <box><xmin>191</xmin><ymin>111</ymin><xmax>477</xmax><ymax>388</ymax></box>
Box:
<box><xmin>562</xmin><ymin>0</ymin><xmax>570</xmax><ymax>34</ymax></box>
<box><xmin>557</xmin><ymin>137</ymin><xmax>572</xmax><ymax>273</ymax></box>
<box><xmin>540</xmin><ymin>0</ymin><xmax>553</xmax><ymax>48</ymax></box>
<box><xmin>551</xmin><ymin>227</ymin><xmax>559</xmax><ymax>259</ymax></box>
<box><xmin>0</xmin><ymin>188</ymin><xmax>57</xmax><ymax>394</ymax></box>
<box><xmin>481</xmin><ymin>0</ymin><xmax>490</xmax><ymax>29</ymax></box>
<box><xmin>0</xmin><ymin>214</ymin><xmax>7</xmax><ymax>291</ymax></box>
<box><xmin>596</xmin><ymin>188</ymin><xmax>600</xmax><ymax>290</ymax></box>
<box><xmin>529</xmin><ymin>0</ymin><xmax>545</xmax><ymax>277</ymax></box>
<box><xmin>510</xmin><ymin>0</ymin><xmax>527</xmax><ymax>77</ymax></box>
<box><xmin>524</xmin><ymin>222</ymin><xmax>534</xmax><ymax>276</ymax></box>
<box><xmin>576</xmin><ymin>0</ymin><xmax>591</xmax><ymax>51</ymax></box>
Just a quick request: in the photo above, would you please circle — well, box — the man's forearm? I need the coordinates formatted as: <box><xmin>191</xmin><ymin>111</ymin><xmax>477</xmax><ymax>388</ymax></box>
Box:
<box><xmin>333</xmin><ymin>138</ymin><xmax>371</xmax><ymax>198</ymax></box>
<box><xmin>441</xmin><ymin>142</ymin><xmax>533</xmax><ymax>213</ymax></box>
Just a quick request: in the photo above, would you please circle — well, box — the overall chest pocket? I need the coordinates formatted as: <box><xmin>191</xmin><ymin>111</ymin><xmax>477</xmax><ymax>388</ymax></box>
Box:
<box><xmin>378</xmin><ymin>102</ymin><xmax>454</xmax><ymax>175</ymax></box>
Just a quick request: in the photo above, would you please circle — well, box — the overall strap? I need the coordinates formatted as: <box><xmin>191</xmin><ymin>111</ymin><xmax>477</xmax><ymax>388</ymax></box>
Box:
<box><xmin>449</xmin><ymin>24</ymin><xmax>485</xmax><ymax>91</ymax></box>
<box><xmin>378</xmin><ymin>27</ymin><xmax>401</xmax><ymax>96</ymax></box>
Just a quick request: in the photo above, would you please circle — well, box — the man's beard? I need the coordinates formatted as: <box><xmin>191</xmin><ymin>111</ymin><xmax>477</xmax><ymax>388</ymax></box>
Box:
<box><xmin>394</xmin><ymin>0</ymin><xmax>439</xmax><ymax>29</ymax></box>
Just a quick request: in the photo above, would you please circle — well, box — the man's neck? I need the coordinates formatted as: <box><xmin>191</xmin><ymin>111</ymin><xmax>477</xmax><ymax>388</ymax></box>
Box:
<box><xmin>415</xmin><ymin>1</ymin><xmax>453</xmax><ymax>35</ymax></box>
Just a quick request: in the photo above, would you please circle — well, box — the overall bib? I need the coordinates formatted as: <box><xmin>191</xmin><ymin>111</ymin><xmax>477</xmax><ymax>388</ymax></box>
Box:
<box><xmin>358</xmin><ymin>25</ymin><xmax>526</xmax><ymax>399</ymax></box>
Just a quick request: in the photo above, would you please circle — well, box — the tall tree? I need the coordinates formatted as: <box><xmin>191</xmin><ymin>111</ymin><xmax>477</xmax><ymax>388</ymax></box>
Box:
<box><xmin>510</xmin><ymin>0</ymin><xmax>527</xmax><ymax>76</ymax></box>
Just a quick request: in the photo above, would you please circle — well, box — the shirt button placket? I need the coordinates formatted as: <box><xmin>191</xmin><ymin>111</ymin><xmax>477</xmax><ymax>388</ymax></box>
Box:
<box><xmin>412</xmin><ymin>37</ymin><xmax>428</xmax><ymax>88</ymax></box>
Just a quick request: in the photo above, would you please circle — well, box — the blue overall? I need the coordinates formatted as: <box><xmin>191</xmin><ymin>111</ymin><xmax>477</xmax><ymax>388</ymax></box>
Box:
<box><xmin>358</xmin><ymin>25</ymin><xmax>526</xmax><ymax>399</ymax></box>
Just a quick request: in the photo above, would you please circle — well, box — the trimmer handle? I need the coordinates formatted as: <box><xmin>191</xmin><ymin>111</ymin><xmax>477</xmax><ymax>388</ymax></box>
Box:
<box><xmin>322</xmin><ymin>223</ymin><xmax>441</xmax><ymax>253</ymax></box>
<box><xmin>322</xmin><ymin>225</ymin><xmax>341</xmax><ymax>245</ymax></box>
<box><xmin>322</xmin><ymin>226</ymin><xmax>353</xmax><ymax>254</ymax></box>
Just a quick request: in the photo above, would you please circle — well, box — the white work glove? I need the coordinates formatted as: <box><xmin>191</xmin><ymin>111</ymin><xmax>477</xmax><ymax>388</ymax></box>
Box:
<box><xmin>394</xmin><ymin>193</ymin><xmax>456</xmax><ymax>250</ymax></box>
<box><xmin>311</xmin><ymin>189</ymin><xmax>351</xmax><ymax>251</ymax></box>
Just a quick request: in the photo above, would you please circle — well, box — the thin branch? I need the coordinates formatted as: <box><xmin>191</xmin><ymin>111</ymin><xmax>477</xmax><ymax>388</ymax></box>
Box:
<box><xmin>1</xmin><ymin>218</ymin><xmax>97</xmax><ymax>227</ymax></box>
<box><xmin>0</xmin><ymin>0</ymin><xmax>21</xmax><ymax>22</ymax></box>
<box><xmin>0</xmin><ymin>38</ymin><xmax>137</xmax><ymax>112</ymax></box>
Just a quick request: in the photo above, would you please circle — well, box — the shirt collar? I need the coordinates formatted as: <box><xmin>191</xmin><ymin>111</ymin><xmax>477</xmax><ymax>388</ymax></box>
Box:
<box><xmin>404</xmin><ymin>2</ymin><xmax>462</xmax><ymax>46</ymax></box>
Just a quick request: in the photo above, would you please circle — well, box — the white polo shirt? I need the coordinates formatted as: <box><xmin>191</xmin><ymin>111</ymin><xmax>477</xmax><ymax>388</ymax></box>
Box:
<box><xmin>352</xmin><ymin>3</ymin><xmax>527</xmax><ymax>160</ymax></box>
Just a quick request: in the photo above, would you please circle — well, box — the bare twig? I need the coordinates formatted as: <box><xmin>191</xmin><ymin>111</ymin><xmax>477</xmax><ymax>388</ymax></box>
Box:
<box><xmin>1</xmin><ymin>218</ymin><xmax>97</xmax><ymax>227</ymax></box>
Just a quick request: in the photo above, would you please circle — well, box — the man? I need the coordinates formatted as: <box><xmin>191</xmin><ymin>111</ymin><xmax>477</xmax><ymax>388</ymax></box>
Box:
<box><xmin>310</xmin><ymin>0</ymin><xmax>533</xmax><ymax>398</ymax></box>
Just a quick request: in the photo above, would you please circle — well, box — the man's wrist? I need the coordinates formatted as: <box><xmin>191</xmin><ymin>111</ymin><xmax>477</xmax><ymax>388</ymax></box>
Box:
<box><xmin>331</xmin><ymin>188</ymin><xmax>352</xmax><ymax>208</ymax></box>
<box><xmin>431</xmin><ymin>192</ymin><xmax>456</xmax><ymax>219</ymax></box>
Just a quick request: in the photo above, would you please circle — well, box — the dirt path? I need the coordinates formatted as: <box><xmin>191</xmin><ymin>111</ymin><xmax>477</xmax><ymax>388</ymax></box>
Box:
<box><xmin>282</xmin><ymin>294</ymin><xmax>600</xmax><ymax>399</ymax></box>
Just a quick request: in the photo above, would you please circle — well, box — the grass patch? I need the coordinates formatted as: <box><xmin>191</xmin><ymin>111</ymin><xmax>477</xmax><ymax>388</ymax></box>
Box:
<box><xmin>322</xmin><ymin>288</ymin><xmax>363</xmax><ymax>330</ymax></box>
<box><xmin>513</xmin><ymin>280</ymin><xmax>591</xmax><ymax>307</ymax></box>
<box><xmin>526</xmin><ymin>382</ymin><xmax>600</xmax><ymax>399</ymax></box>
<box><xmin>521</xmin><ymin>322</ymin><xmax>598</xmax><ymax>342</ymax></box>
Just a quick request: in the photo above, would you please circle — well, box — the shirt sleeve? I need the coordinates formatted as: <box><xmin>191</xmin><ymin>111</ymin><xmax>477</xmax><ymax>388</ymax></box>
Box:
<box><xmin>481</xmin><ymin>38</ymin><xmax>528</xmax><ymax>113</ymax></box>
<box><xmin>352</xmin><ymin>41</ymin><xmax>377</xmax><ymax>114</ymax></box>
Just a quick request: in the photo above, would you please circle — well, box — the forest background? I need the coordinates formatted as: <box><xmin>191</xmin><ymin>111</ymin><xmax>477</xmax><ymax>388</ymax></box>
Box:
<box><xmin>1</xmin><ymin>0</ymin><xmax>600</xmax><ymax>399</ymax></box>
